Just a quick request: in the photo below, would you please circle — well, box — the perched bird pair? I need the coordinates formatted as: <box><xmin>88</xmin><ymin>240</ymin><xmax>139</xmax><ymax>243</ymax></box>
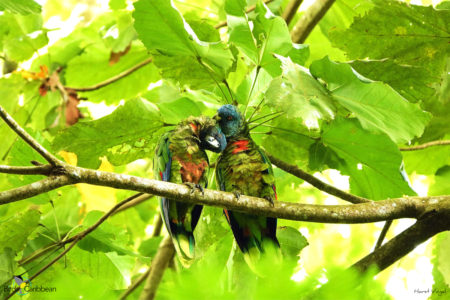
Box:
<box><xmin>154</xmin><ymin>105</ymin><xmax>279</xmax><ymax>270</ymax></box>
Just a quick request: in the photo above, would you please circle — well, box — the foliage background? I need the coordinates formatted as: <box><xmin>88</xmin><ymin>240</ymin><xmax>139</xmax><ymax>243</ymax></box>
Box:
<box><xmin>0</xmin><ymin>0</ymin><xmax>449</xmax><ymax>299</ymax></box>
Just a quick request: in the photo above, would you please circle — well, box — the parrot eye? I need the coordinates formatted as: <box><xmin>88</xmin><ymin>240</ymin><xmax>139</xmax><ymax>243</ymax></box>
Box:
<box><xmin>227</xmin><ymin>116</ymin><xmax>233</xmax><ymax>121</ymax></box>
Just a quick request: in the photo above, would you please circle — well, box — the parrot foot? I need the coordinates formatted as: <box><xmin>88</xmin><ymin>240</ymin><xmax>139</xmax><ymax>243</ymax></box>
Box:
<box><xmin>184</xmin><ymin>182</ymin><xmax>204</xmax><ymax>195</ymax></box>
<box><xmin>50</xmin><ymin>165</ymin><xmax>67</xmax><ymax>176</ymax></box>
<box><xmin>233</xmin><ymin>191</ymin><xmax>241</xmax><ymax>200</ymax></box>
<box><xmin>264</xmin><ymin>195</ymin><xmax>275</xmax><ymax>207</ymax></box>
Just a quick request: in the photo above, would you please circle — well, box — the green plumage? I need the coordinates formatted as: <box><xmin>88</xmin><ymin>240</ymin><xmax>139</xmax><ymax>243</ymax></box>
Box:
<box><xmin>215</xmin><ymin>105</ymin><xmax>280</xmax><ymax>272</ymax></box>
<box><xmin>154</xmin><ymin>116</ymin><xmax>221</xmax><ymax>265</ymax></box>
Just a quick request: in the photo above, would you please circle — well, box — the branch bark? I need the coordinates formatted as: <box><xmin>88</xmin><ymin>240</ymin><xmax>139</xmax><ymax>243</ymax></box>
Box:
<box><xmin>0</xmin><ymin>105</ymin><xmax>62</xmax><ymax>165</ymax></box>
<box><xmin>352</xmin><ymin>212</ymin><xmax>450</xmax><ymax>273</ymax></box>
<box><xmin>400</xmin><ymin>140</ymin><xmax>450</xmax><ymax>151</ymax></box>
<box><xmin>282</xmin><ymin>0</ymin><xmax>304</xmax><ymax>25</ymax></box>
<box><xmin>0</xmin><ymin>164</ymin><xmax>52</xmax><ymax>175</ymax></box>
<box><xmin>290</xmin><ymin>0</ymin><xmax>336</xmax><ymax>43</ymax></box>
<box><xmin>2</xmin><ymin>164</ymin><xmax>449</xmax><ymax>224</ymax></box>
<box><xmin>139</xmin><ymin>236</ymin><xmax>175</xmax><ymax>300</ymax></box>
<box><xmin>267</xmin><ymin>153</ymin><xmax>369</xmax><ymax>204</ymax></box>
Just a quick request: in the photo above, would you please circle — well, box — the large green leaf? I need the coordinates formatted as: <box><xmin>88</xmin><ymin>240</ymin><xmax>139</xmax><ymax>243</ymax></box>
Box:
<box><xmin>68</xmin><ymin>247</ymin><xmax>135</xmax><ymax>290</ymax></box>
<box><xmin>53</xmin><ymin>98</ymin><xmax>165</xmax><ymax>168</ymax></box>
<box><xmin>225</xmin><ymin>0</ymin><xmax>295</xmax><ymax>76</ymax></box>
<box><xmin>432</xmin><ymin>232</ymin><xmax>450</xmax><ymax>299</ymax></box>
<box><xmin>0</xmin><ymin>208</ymin><xmax>40</xmax><ymax>252</ymax></box>
<box><xmin>133</xmin><ymin>0</ymin><xmax>233</xmax><ymax>80</ymax></box>
<box><xmin>429</xmin><ymin>166</ymin><xmax>450</xmax><ymax>196</ymax></box>
<box><xmin>310</xmin><ymin>57</ymin><xmax>431</xmax><ymax>143</ymax></box>
<box><xmin>330</xmin><ymin>0</ymin><xmax>450</xmax><ymax>80</ymax></box>
<box><xmin>321</xmin><ymin>118</ymin><xmax>415</xmax><ymax>200</ymax></box>
<box><xmin>266</xmin><ymin>56</ymin><xmax>336</xmax><ymax>128</ymax></box>
<box><xmin>0</xmin><ymin>0</ymin><xmax>41</xmax><ymax>14</ymax></box>
<box><xmin>0</xmin><ymin>12</ymin><xmax>47</xmax><ymax>61</ymax></box>
<box><xmin>277</xmin><ymin>226</ymin><xmax>308</xmax><ymax>259</ymax></box>
<box><xmin>65</xmin><ymin>43</ymin><xmax>159</xmax><ymax>104</ymax></box>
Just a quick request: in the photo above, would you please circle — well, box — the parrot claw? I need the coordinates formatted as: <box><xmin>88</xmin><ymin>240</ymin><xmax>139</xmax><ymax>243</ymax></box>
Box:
<box><xmin>50</xmin><ymin>165</ymin><xmax>67</xmax><ymax>176</ymax></box>
<box><xmin>233</xmin><ymin>191</ymin><xmax>241</xmax><ymax>200</ymax></box>
<box><xmin>264</xmin><ymin>196</ymin><xmax>275</xmax><ymax>207</ymax></box>
<box><xmin>184</xmin><ymin>183</ymin><xmax>204</xmax><ymax>195</ymax></box>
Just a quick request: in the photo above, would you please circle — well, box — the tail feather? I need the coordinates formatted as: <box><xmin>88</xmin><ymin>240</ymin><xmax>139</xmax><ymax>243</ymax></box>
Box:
<box><xmin>224</xmin><ymin>210</ymin><xmax>281</xmax><ymax>275</ymax></box>
<box><xmin>171</xmin><ymin>229</ymin><xmax>196</xmax><ymax>267</ymax></box>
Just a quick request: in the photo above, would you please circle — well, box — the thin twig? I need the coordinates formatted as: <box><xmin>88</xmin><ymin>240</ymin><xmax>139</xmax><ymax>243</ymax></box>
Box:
<box><xmin>352</xmin><ymin>212</ymin><xmax>450</xmax><ymax>273</ymax></box>
<box><xmin>4</xmin><ymin>236</ymin><xmax>81</xmax><ymax>300</ymax></box>
<box><xmin>113</xmin><ymin>193</ymin><xmax>153</xmax><ymax>215</ymax></box>
<box><xmin>291</xmin><ymin>0</ymin><xmax>336</xmax><ymax>43</ymax></box>
<box><xmin>139</xmin><ymin>236</ymin><xmax>176</xmax><ymax>300</ymax></box>
<box><xmin>266</xmin><ymin>153</ymin><xmax>369</xmax><ymax>204</ymax></box>
<box><xmin>373</xmin><ymin>220</ymin><xmax>393</xmax><ymax>250</ymax></box>
<box><xmin>282</xmin><ymin>0</ymin><xmax>304</xmax><ymax>25</ymax></box>
<box><xmin>215</xmin><ymin>0</ymin><xmax>275</xmax><ymax>29</ymax></box>
<box><xmin>0</xmin><ymin>164</ymin><xmax>52</xmax><ymax>175</ymax></box>
<box><xmin>66</xmin><ymin>58</ymin><xmax>153</xmax><ymax>92</ymax></box>
<box><xmin>399</xmin><ymin>140</ymin><xmax>450</xmax><ymax>151</ymax></box>
<box><xmin>0</xmin><ymin>105</ymin><xmax>62</xmax><ymax>165</ymax></box>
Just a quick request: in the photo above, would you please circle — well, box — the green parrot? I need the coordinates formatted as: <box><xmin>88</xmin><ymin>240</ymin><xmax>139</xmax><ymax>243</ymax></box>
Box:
<box><xmin>154</xmin><ymin>116</ymin><xmax>227</xmax><ymax>265</ymax></box>
<box><xmin>214</xmin><ymin>105</ymin><xmax>280</xmax><ymax>272</ymax></box>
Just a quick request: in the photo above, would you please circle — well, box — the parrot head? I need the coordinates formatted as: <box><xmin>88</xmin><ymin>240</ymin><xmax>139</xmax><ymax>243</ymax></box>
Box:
<box><xmin>215</xmin><ymin>104</ymin><xmax>245</xmax><ymax>138</ymax></box>
<box><xmin>199</xmin><ymin>124</ymin><xmax>227</xmax><ymax>153</ymax></box>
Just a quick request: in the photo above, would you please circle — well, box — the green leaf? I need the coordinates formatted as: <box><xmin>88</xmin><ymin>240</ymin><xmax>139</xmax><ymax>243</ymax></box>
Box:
<box><xmin>0</xmin><ymin>0</ymin><xmax>41</xmax><ymax>15</ymax></box>
<box><xmin>266</xmin><ymin>56</ymin><xmax>336</xmax><ymax>128</ymax></box>
<box><xmin>0</xmin><ymin>248</ymin><xmax>15</xmax><ymax>299</ymax></box>
<box><xmin>225</xmin><ymin>0</ymin><xmax>292</xmax><ymax>76</ymax></box>
<box><xmin>225</xmin><ymin>0</ymin><xmax>259</xmax><ymax>63</ymax></box>
<box><xmin>133</xmin><ymin>0</ymin><xmax>233</xmax><ymax>80</ymax></box>
<box><xmin>330</xmin><ymin>0</ymin><xmax>450</xmax><ymax>80</ymax></box>
<box><xmin>0</xmin><ymin>12</ymin><xmax>47</xmax><ymax>61</ymax></box>
<box><xmin>277</xmin><ymin>226</ymin><xmax>308</xmax><ymax>259</ymax></box>
<box><xmin>350</xmin><ymin>59</ymin><xmax>437</xmax><ymax>104</ymax></box>
<box><xmin>138</xmin><ymin>236</ymin><xmax>163</xmax><ymax>257</ymax></box>
<box><xmin>77</xmin><ymin>211</ymin><xmax>137</xmax><ymax>256</ymax></box>
<box><xmin>432</xmin><ymin>232</ymin><xmax>450</xmax><ymax>299</ymax></box>
<box><xmin>109</xmin><ymin>0</ymin><xmax>126</xmax><ymax>10</ymax></box>
<box><xmin>53</xmin><ymin>98</ymin><xmax>165</xmax><ymax>168</ymax></box>
<box><xmin>68</xmin><ymin>247</ymin><xmax>135</xmax><ymax>290</ymax></box>
<box><xmin>0</xmin><ymin>208</ymin><xmax>40</xmax><ymax>252</ymax></box>
<box><xmin>429</xmin><ymin>166</ymin><xmax>450</xmax><ymax>196</ymax></box>
<box><xmin>322</xmin><ymin>118</ymin><xmax>415</xmax><ymax>200</ymax></box>
<box><xmin>310</xmin><ymin>57</ymin><xmax>431</xmax><ymax>143</ymax></box>
<box><xmin>403</xmin><ymin>146</ymin><xmax>450</xmax><ymax>175</ymax></box>
<box><xmin>65</xmin><ymin>43</ymin><xmax>159</xmax><ymax>104</ymax></box>
<box><xmin>157</xmin><ymin>97</ymin><xmax>205</xmax><ymax>124</ymax></box>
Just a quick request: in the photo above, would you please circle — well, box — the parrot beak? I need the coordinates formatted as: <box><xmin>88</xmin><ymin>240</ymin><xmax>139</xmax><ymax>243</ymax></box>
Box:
<box><xmin>213</xmin><ymin>114</ymin><xmax>221</xmax><ymax>121</ymax></box>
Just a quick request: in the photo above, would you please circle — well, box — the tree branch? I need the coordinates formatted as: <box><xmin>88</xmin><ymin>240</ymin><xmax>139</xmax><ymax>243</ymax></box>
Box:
<box><xmin>139</xmin><ymin>236</ymin><xmax>175</xmax><ymax>300</ymax></box>
<box><xmin>0</xmin><ymin>176</ymin><xmax>73</xmax><ymax>204</ymax></box>
<box><xmin>373</xmin><ymin>220</ymin><xmax>393</xmax><ymax>250</ymax></box>
<box><xmin>66</xmin><ymin>58</ymin><xmax>153</xmax><ymax>92</ymax></box>
<box><xmin>399</xmin><ymin>140</ymin><xmax>450</xmax><ymax>151</ymax></box>
<box><xmin>290</xmin><ymin>0</ymin><xmax>336</xmax><ymax>43</ymax></box>
<box><xmin>0</xmin><ymin>164</ymin><xmax>52</xmax><ymax>175</ymax></box>
<box><xmin>0</xmin><ymin>105</ymin><xmax>62</xmax><ymax>165</ymax></box>
<box><xmin>2</xmin><ymin>163</ymin><xmax>449</xmax><ymax>224</ymax></box>
<box><xmin>282</xmin><ymin>0</ymin><xmax>304</xmax><ymax>25</ymax></box>
<box><xmin>266</xmin><ymin>153</ymin><xmax>369</xmax><ymax>204</ymax></box>
<box><xmin>352</xmin><ymin>212</ymin><xmax>450</xmax><ymax>273</ymax></box>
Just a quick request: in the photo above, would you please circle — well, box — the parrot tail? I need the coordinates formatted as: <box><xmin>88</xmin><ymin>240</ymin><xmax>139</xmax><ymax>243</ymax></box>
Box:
<box><xmin>224</xmin><ymin>210</ymin><xmax>282</xmax><ymax>276</ymax></box>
